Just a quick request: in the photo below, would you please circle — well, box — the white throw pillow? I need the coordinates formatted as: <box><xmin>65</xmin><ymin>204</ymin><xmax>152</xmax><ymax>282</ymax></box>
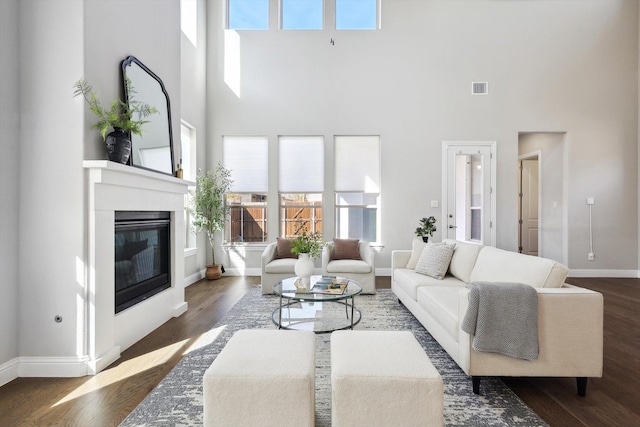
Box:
<box><xmin>415</xmin><ymin>242</ymin><xmax>455</xmax><ymax>280</ymax></box>
<box><xmin>406</xmin><ymin>237</ymin><xmax>427</xmax><ymax>269</ymax></box>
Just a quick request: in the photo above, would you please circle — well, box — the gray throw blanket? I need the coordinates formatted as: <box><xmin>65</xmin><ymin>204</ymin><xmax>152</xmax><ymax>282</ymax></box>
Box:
<box><xmin>461</xmin><ymin>282</ymin><xmax>539</xmax><ymax>361</ymax></box>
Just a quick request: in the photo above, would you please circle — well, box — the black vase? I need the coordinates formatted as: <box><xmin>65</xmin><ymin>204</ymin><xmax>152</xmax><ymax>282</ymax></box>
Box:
<box><xmin>105</xmin><ymin>128</ymin><xmax>132</xmax><ymax>164</ymax></box>
<box><xmin>422</xmin><ymin>236</ymin><xmax>429</xmax><ymax>243</ymax></box>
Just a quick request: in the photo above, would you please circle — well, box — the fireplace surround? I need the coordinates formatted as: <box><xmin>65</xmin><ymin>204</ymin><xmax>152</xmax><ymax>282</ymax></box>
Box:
<box><xmin>84</xmin><ymin>160</ymin><xmax>190</xmax><ymax>374</ymax></box>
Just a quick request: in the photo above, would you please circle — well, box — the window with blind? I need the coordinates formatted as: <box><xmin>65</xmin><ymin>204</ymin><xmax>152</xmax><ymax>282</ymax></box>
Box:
<box><xmin>223</xmin><ymin>136</ymin><xmax>269</xmax><ymax>243</ymax></box>
<box><xmin>279</xmin><ymin>136</ymin><xmax>324</xmax><ymax>238</ymax></box>
<box><xmin>334</xmin><ymin>135</ymin><xmax>380</xmax><ymax>242</ymax></box>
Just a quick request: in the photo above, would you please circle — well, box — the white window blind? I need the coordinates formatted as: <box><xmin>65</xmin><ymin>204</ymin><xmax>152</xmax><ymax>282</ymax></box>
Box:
<box><xmin>335</xmin><ymin>135</ymin><xmax>380</xmax><ymax>192</ymax></box>
<box><xmin>223</xmin><ymin>136</ymin><xmax>268</xmax><ymax>192</ymax></box>
<box><xmin>279</xmin><ymin>136</ymin><xmax>324</xmax><ymax>192</ymax></box>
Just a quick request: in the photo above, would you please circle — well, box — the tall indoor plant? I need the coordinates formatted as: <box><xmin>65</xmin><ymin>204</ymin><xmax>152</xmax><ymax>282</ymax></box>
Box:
<box><xmin>190</xmin><ymin>163</ymin><xmax>233</xmax><ymax>280</ymax></box>
<box><xmin>73</xmin><ymin>78</ymin><xmax>157</xmax><ymax>163</ymax></box>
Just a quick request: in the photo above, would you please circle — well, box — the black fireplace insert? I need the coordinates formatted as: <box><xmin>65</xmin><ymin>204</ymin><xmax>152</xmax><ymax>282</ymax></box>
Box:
<box><xmin>114</xmin><ymin>211</ymin><xmax>171</xmax><ymax>314</ymax></box>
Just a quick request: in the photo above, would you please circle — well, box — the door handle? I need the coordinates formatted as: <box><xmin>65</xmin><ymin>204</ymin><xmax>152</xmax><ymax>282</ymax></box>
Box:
<box><xmin>449</xmin><ymin>225</ymin><xmax>457</xmax><ymax>229</ymax></box>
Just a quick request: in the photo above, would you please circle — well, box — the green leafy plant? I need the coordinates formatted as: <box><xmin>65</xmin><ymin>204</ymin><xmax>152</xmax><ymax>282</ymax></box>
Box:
<box><xmin>291</xmin><ymin>231</ymin><xmax>327</xmax><ymax>259</ymax></box>
<box><xmin>73</xmin><ymin>78</ymin><xmax>158</xmax><ymax>140</ymax></box>
<box><xmin>189</xmin><ymin>163</ymin><xmax>233</xmax><ymax>266</ymax></box>
<box><xmin>415</xmin><ymin>216</ymin><xmax>437</xmax><ymax>237</ymax></box>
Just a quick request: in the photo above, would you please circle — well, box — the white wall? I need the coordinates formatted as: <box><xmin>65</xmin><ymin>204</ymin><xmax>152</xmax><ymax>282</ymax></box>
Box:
<box><xmin>18</xmin><ymin>0</ymin><xmax>86</xmax><ymax>360</ymax></box>
<box><xmin>181</xmin><ymin>0</ymin><xmax>209</xmax><ymax>282</ymax></box>
<box><xmin>0</xmin><ymin>0</ymin><xmax>20</xmax><ymax>375</ymax></box>
<box><xmin>206</xmin><ymin>0</ymin><xmax>639</xmax><ymax>274</ymax></box>
<box><xmin>10</xmin><ymin>0</ymin><xmax>181</xmax><ymax>375</ymax></box>
<box><xmin>519</xmin><ymin>133</ymin><xmax>565</xmax><ymax>264</ymax></box>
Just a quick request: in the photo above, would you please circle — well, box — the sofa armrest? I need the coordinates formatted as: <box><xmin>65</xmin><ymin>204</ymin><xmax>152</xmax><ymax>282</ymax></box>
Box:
<box><xmin>391</xmin><ymin>250</ymin><xmax>412</xmax><ymax>271</ymax></box>
<box><xmin>359</xmin><ymin>242</ymin><xmax>375</xmax><ymax>268</ymax></box>
<box><xmin>457</xmin><ymin>284</ymin><xmax>604</xmax><ymax>377</ymax></box>
<box><xmin>261</xmin><ymin>242</ymin><xmax>277</xmax><ymax>271</ymax></box>
<box><xmin>321</xmin><ymin>245</ymin><xmax>332</xmax><ymax>270</ymax></box>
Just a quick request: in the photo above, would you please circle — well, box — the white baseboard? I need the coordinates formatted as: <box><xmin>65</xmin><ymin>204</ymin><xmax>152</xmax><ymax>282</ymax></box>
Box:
<box><xmin>87</xmin><ymin>346</ymin><xmax>121</xmax><ymax>375</ymax></box>
<box><xmin>218</xmin><ymin>267</ymin><xmax>393</xmax><ymax>277</ymax></box>
<box><xmin>184</xmin><ymin>270</ymin><xmax>205</xmax><ymax>287</ymax></box>
<box><xmin>222</xmin><ymin>267</ymin><xmax>263</xmax><ymax>277</ymax></box>
<box><xmin>568</xmin><ymin>269</ymin><xmax>640</xmax><ymax>278</ymax></box>
<box><xmin>376</xmin><ymin>268</ymin><xmax>391</xmax><ymax>277</ymax></box>
<box><xmin>173</xmin><ymin>301</ymin><xmax>188</xmax><ymax>317</ymax></box>
<box><xmin>0</xmin><ymin>357</ymin><xmax>19</xmax><ymax>387</ymax></box>
<box><xmin>18</xmin><ymin>355</ymin><xmax>91</xmax><ymax>378</ymax></box>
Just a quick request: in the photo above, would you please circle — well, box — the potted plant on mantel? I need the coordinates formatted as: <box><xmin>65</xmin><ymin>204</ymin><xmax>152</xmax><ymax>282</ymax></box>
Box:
<box><xmin>415</xmin><ymin>216</ymin><xmax>437</xmax><ymax>242</ymax></box>
<box><xmin>291</xmin><ymin>231</ymin><xmax>327</xmax><ymax>289</ymax></box>
<box><xmin>190</xmin><ymin>163</ymin><xmax>233</xmax><ymax>280</ymax></box>
<box><xmin>73</xmin><ymin>78</ymin><xmax>158</xmax><ymax>164</ymax></box>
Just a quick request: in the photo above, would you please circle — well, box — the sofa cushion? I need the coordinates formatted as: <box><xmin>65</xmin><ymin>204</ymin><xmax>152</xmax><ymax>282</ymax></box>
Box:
<box><xmin>326</xmin><ymin>259</ymin><xmax>371</xmax><ymax>274</ymax></box>
<box><xmin>443</xmin><ymin>239</ymin><xmax>483</xmax><ymax>284</ymax></box>
<box><xmin>394</xmin><ymin>268</ymin><xmax>465</xmax><ymax>300</ymax></box>
<box><xmin>417</xmin><ymin>286</ymin><xmax>460</xmax><ymax>341</ymax></box>
<box><xmin>415</xmin><ymin>242</ymin><xmax>455</xmax><ymax>280</ymax></box>
<box><xmin>264</xmin><ymin>258</ymin><xmax>297</xmax><ymax>273</ymax></box>
<box><xmin>469</xmin><ymin>246</ymin><xmax>569</xmax><ymax>288</ymax></box>
<box><xmin>406</xmin><ymin>237</ymin><xmax>427</xmax><ymax>269</ymax></box>
<box><xmin>333</xmin><ymin>239</ymin><xmax>361</xmax><ymax>260</ymax></box>
<box><xmin>275</xmin><ymin>238</ymin><xmax>297</xmax><ymax>259</ymax></box>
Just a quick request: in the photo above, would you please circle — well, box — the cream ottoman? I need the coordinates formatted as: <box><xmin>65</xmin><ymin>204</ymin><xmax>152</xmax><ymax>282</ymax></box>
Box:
<box><xmin>331</xmin><ymin>330</ymin><xmax>444</xmax><ymax>427</ymax></box>
<box><xmin>203</xmin><ymin>329</ymin><xmax>316</xmax><ymax>427</ymax></box>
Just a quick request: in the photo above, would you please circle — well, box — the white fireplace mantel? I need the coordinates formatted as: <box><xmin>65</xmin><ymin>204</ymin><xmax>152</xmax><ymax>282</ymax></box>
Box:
<box><xmin>84</xmin><ymin>161</ymin><xmax>190</xmax><ymax>374</ymax></box>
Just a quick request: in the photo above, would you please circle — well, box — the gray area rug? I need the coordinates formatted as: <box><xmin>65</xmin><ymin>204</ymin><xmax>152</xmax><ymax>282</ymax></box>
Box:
<box><xmin>120</xmin><ymin>288</ymin><xmax>548</xmax><ymax>426</ymax></box>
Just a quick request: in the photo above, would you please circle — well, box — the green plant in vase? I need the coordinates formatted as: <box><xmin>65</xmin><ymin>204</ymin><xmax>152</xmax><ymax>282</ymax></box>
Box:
<box><xmin>415</xmin><ymin>216</ymin><xmax>437</xmax><ymax>242</ymax></box>
<box><xmin>73</xmin><ymin>78</ymin><xmax>158</xmax><ymax>163</ymax></box>
<box><xmin>291</xmin><ymin>231</ymin><xmax>326</xmax><ymax>259</ymax></box>
<box><xmin>189</xmin><ymin>163</ymin><xmax>233</xmax><ymax>280</ymax></box>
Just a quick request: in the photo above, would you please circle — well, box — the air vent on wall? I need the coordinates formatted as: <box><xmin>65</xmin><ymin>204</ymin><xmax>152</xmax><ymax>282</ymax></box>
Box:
<box><xmin>472</xmin><ymin>82</ymin><xmax>489</xmax><ymax>95</ymax></box>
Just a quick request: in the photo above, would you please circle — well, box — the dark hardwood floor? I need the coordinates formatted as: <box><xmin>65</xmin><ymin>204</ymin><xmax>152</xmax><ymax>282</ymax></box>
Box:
<box><xmin>0</xmin><ymin>276</ymin><xmax>638</xmax><ymax>426</ymax></box>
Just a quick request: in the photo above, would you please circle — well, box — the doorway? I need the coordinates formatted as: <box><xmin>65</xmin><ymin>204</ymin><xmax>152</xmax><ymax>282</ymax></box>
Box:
<box><xmin>517</xmin><ymin>132</ymin><xmax>566</xmax><ymax>264</ymax></box>
<box><xmin>442</xmin><ymin>141</ymin><xmax>496</xmax><ymax>246</ymax></box>
<box><xmin>518</xmin><ymin>155</ymin><xmax>539</xmax><ymax>255</ymax></box>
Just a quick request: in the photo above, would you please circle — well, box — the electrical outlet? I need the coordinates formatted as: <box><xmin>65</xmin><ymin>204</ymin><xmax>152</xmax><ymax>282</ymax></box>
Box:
<box><xmin>587</xmin><ymin>197</ymin><xmax>595</xmax><ymax>205</ymax></box>
<box><xmin>588</xmin><ymin>253</ymin><xmax>595</xmax><ymax>261</ymax></box>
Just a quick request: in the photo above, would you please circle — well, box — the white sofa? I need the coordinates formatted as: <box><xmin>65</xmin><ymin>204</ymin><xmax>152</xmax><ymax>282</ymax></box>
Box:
<box><xmin>392</xmin><ymin>239</ymin><xmax>603</xmax><ymax>396</ymax></box>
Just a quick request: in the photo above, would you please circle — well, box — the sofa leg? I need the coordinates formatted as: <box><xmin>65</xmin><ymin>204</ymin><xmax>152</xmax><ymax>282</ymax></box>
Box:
<box><xmin>577</xmin><ymin>377</ymin><xmax>587</xmax><ymax>397</ymax></box>
<box><xmin>472</xmin><ymin>376</ymin><xmax>480</xmax><ymax>394</ymax></box>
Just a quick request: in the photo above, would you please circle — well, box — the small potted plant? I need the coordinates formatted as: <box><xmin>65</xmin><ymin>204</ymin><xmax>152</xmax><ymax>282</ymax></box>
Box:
<box><xmin>415</xmin><ymin>216</ymin><xmax>437</xmax><ymax>242</ymax></box>
<box><xmin>291</xmin><ymin>231</ymin><xmax>325</xmax><ymax>259</ymax></box>
<box><xmin>189</xmin><ymin>163</ymin><xmax>233</xmax><ymax>280</ymax></box>
<box><xmin>73</xmin><ymin>78</ymin><xmax>158</xmax><ymax>164</ymax></box>
<box><xmin>291</xmin><ymin>231</ymin><xmax>327</xmax><ymax>289</ymax></box>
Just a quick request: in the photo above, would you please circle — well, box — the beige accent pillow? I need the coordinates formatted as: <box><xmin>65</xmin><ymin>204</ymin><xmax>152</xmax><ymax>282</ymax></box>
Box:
<box><xmin>406</xmin><ymin>237</ymin><xmax>427</xmax><ymax>269</ymax></box>
<box><xmin>275</xmin><ymin>238</ymin><xmax>297</xmax><ymax>259</ymax></box>
<box><xmin>333</xmin><ymin>239</ymin><xmax>361</xmax><ymax>260</ymax></box>
<box><xmin>415</xmin><ymin>242</ymin><xmax>455</xmax><ymax>280</ymax></box>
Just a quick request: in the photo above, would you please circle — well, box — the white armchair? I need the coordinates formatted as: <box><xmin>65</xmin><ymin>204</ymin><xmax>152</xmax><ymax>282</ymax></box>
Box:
<box><xmin>260</xmin><ymin>241</ymin><xmax>297</xmax><ymax>294</ymax></box>
<box><xmin>322</xmin><ymin>240</ymin><xmax>376</xmax><ymax>294</ymax></box>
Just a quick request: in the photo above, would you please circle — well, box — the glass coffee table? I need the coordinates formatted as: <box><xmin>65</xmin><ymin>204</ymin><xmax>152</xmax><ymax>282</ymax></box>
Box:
<box><xmin>272</xmin><ymin>275</ymin><xmax>362</xmax><ymax>333</ymax></box>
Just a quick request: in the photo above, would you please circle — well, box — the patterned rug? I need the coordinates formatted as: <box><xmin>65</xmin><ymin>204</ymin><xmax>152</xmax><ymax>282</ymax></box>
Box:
<box><xmin>120</xmin><ymin>288</ymin><xmax>547</xmax><ymax>426</ymax></box>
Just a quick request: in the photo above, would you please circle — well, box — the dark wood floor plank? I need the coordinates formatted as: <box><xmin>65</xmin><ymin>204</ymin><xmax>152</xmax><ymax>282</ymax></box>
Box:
<box><xmin>0</xmin><ymin>276</ymin><xmax>638</xmax><ymax>427</ymax></box>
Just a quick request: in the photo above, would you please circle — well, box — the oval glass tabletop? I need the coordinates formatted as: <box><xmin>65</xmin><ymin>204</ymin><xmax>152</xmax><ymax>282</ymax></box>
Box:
<box><xmin>273</xmin><ymin>275</ymin><xmax>362</xmax><ymax>301</ymax></box>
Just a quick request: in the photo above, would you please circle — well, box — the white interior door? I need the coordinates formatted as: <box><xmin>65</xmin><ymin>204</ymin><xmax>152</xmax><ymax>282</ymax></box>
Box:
<box><xmin>443</xmin><ymin>142</ymin><xmax>495</xmax><ymax>246</ymax></box>
<box><xmin>519</xmin><ymin>159</ymin><xmax>539</xmax><ymax>255</ymax></box>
